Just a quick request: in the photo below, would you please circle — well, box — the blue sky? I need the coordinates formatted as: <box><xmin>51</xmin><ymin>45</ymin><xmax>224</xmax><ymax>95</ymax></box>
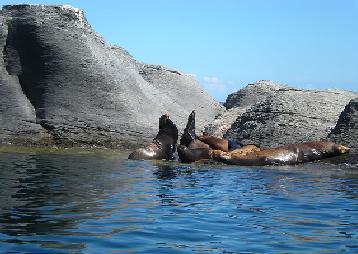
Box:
<box><xmin>2</xmin><ymin>0</ymin><xmax>357</xmax><ymax>101</ymax></box>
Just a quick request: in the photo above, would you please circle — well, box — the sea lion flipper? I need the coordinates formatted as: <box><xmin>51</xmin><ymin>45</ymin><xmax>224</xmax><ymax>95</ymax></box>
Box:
<box><xmin>180</xmin><ymin>110</ymin><xmax>197</xmax><ymax>147</ymax></box>
<box><xmin>128</xmin><ymin>114</ymin><xmax>178</xmax><ymax>160</ymax></box>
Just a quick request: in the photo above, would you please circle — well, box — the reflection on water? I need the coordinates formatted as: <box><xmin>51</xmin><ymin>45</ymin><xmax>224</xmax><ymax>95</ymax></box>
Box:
<box><xmin>0</xmin><ymin>152</ymin><xmax>357</xmax><ymax>253</ymax></box>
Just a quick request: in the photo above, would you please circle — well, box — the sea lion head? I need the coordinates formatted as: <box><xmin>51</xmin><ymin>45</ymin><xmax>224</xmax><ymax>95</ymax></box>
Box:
<box><xmin>290</xmin><ymin>141</ymin><xmax>350</xmax><ymax>161</ymax></box>
<box><xmin>159</xmin><ymin>113</ymin><xmax>171</xmax><ymax>129</ymax></box>
<box><xmin>335</xmin><ymin>144</ymin><xmax>350</xmax><ymax>154</ymax></box>
<box><xmin>317</xmin><ymin>142</ymin><xmax>350</xmax><ymax>156</ymax></box>
<box><xmin>157</xmin><ymin>114</ymin><xmax>178</xmax><ymax>139</ymax></box>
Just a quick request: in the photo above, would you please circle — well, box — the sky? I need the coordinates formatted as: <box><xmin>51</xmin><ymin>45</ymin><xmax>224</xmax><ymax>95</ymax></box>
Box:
<box><xmin>1</xmin><ymin>0</ymin><xmax>357</xmax><ymax>101</ymax></box>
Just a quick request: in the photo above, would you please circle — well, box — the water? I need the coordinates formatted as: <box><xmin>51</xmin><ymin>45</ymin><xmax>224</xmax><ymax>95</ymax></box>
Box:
<box><xmin>0</xmin><ymin>151</ymin><xmax>357</xmax><ymax>253</ymax></box>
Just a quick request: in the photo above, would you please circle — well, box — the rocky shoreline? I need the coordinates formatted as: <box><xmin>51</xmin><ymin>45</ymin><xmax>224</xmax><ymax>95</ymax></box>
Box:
<box><xmin>205</xmin><ymin>80</ymin><xmax>357</xmax><ymax>151</ymax></box>
<box><xmin>0</xmin><ymin>5</ymin><xmax>357</xmax><ymax>156</ymax></box>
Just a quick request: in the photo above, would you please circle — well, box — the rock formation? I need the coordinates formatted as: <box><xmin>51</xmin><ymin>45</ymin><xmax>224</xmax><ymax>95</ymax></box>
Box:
<box><xmin>329</xmin><ymin>99</ymin><xmax>358</xmax><ymax>151</ymax></box>
<box><xmin>224</xmin><ymin>80</ymin><xmax>286</xmax><ymax>109</ymax></box>
<box><xmin>206</xmin><ymin>80</ymin><xmax>357</xmax><ymax>148</ymax></box>
<box><xmin>205</xmin><ymin>80</ymin><xmax>286</xmax><ymax>138</ymax></box>
<box><xmin>0</xmin><ymin>5</ymin><xmax>222</xmax><ymax>148</ymax></box>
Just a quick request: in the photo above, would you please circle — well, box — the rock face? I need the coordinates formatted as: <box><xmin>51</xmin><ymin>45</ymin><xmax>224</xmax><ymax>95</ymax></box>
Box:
<box><xmin>206</xmin><ymin>81</ymin><xmax>288</xmax><ymax>138</ymax></box>
<box><xmin>204</xmin><ymin>107</ymin><xmax>249</xmax><ymax>138</ymax></box>
<box><xmin>224</xmin><ymin>80</ymin><xmax>287</xmax><ymax>109</ymax></box>
<box><xmin>206</xmin><ymin>80</ymin><xmax>357</xmax><ymax>148</ymax></box>
<box><xmin>329</xmin><ymin>99</ymin><xmax>358</xmax><ymax>151</ymax></box>
<box><xmin>0</xmin><ymin>5</ymin><xmax>222</xmax><ymax>148</ymax></box>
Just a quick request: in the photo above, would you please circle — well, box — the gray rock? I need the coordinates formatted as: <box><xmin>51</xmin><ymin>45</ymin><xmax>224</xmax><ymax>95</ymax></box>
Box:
<box><xmin>136</xmin><ymin>63</ymin><xmax>221</xmax><ymax>132</ymax></box>
<box><xmin>0</xmin><ymin>4</ymin><xmax>222</xmax><ymax>148</ymax></box>
<box><xmin>329</xmin><ymin>98</ymin><xmax>358</xmax><ymax>151</ymax></box>
<box><xmin>204</xmin><ymin>107</ymin><xmax>249</xmax><ymax>138</ymax></box>
<box><xmin>0</xmin><ymin>11</ymin><xmax>51</xmax><ymax>145</ymax></box>
<box><xmin>205</xmin><ymin>80</ymin><xmax>288</xmax><ymax>138</ymax></box>
<box><xmin>224</xmin><ymin>80</ymin><xmax>287</xmax><ymax>109</ymax></box>
<box><xmin>207</xmin><ymin>80</ymin><xmax>357</xmax><ymax>148</ymax></box>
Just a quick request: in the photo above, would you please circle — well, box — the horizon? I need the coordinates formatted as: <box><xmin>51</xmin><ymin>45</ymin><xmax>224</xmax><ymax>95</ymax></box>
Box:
<box><xmin>1</xmin><ymin>0</ymin><xmax>357</xmax><ymax>102</ymax></box>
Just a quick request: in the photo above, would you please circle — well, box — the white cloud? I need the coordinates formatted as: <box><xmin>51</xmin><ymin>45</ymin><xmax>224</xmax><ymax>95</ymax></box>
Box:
<box><xmin>203</xmin><ymin>76</ymin><xmax>223</xmax><ymax>84</ymax></box>
<box><xmin>202</xmin><ymin>76</ymin><xmax>226</xmax><ymax>91</ymax></box>
<box><xmin>187</xmin><ymin>73</ymin><xmax>198</xmax><ymax>78</ymax></box>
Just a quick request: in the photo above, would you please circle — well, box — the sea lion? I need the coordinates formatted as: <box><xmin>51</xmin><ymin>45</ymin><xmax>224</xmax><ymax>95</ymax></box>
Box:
<box><xmin>197</xmin><ymin>135</ymin><xmax>229</xmax><ymax>152</ymax></box>
<box><xmin>212</xmin><ymin>141</ymin><xmax>350</xmax><ymax>166</ymax></box>
<box><xmin>178</xmin><ymin>110</ymin><xmax>247</xmax><ymax>162</ymax></box>
<box><xmin>179</xmin><ymin>110</ymin><xmax>196</xmax><ymax>147</ymax></box>
<box><xmin>196</xmin><ymin>127</ymin><xmax>243</xmax><ymax>152</ymax></box>
<box><xmin>178</xmin><ymin>144</ymin><xmax>260</xmax><ymax>164</ymax></box>
<box><xmin>178</xmin><ymin>110</ymin><xmax>213</xmax><ymax>162</ymax></box>
<box><xmin>212</xmin><ymin>144</ymin><xmax>261</xmax><ymax>157</ymax></box>
<box><xmin>177</xmin><ymin>145</ymin><xmax>213</xmax><ymax>163</ymax></box>
<box><xmin>128</xmin><ymin>114</ymin><xmax>178</xmax><ymax>160</ymax></box>
<box><xmin>179</xmin><ymin>110</ymin><xmax>210</xmax><ymax>149</ymax></box>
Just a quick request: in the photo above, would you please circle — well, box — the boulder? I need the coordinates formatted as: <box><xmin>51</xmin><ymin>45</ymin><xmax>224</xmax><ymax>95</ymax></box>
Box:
<box><xmin>0</xmin><ymin>4</ymin><xmax>222</xmax><ymax>148</ymax></box>
<box><xmin>206</xmin><ymin>81</ymin><xmax>357</xmax><ymax>148</ymax></box>
<box><xmin>329</xmin><ymin>98</ymin><xmax>358</xmax><ymax>151</ymax></box>
<box><xmin>224</xmin><ymin>80</ymin><xmax>287</xmax><ymax>109</ymax></box>
<box><xmin>205</xmin><ymin>80</ymin><xmax>287</xmax><ymax>138</ymax></box>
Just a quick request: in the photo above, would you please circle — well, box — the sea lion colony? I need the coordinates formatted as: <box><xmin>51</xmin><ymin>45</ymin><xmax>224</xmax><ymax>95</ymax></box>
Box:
<box><xmin>129</xmin><ymin>111</ymin><xmax>350</xmax><ymax>165</ymax></box>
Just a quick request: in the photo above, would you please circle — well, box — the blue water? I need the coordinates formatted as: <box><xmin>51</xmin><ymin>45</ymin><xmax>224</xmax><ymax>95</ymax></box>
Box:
<box><xmin>0</xmin><ymin>152</ymin><xmax>357</xmax><ymax>253</ymax></box>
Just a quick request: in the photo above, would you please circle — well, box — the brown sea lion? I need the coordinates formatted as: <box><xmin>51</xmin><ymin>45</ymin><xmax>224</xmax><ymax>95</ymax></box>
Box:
<box><xmin>188</xmin><ymin>139</ymin><xmax>210</xmax><ymax>150</ymax></box>
<box><xmin>179</xmin><ymin>110</ymin><xmax>210</xmax><ymax>149</ymax></box>
<box><xmin>177</xmin><ymin>145</ymin><xmax>213</xmax><ymax>163</ymax></box>
<box><xmin>179</xmin><ymin>110</ymin><xmax>196</xmax><ymax>147</ymax></box>
<box><xmin>178</xmin><ymin>110</ymin><xmax>249</xmax><ymax>162</ymax></box>
<box><xmin>212</xmin><ymin>144</ymin><xmax>261</xmax><ymax>157</ymax></box>
<box><xmin>212</xmin><ymin>141</ymin><xmax>350</xmax><ymax>166</ymax></box>
<box><xmin>197</xmin><ymin>129</ymin><xmax>243</xmax><ymax>152</ymax></box>
<box><xmin>128</xmin><ymin>114</ymin><xmax>178</xmax><ymax>160</ymax></box>
<box><xmin>197</xmin><ymin>135</ymin><xmax>229</xmax><ymax>152</ymax></box>
<box><xmin>178</xmin><ymin>110</ymin><xmax>213</xmax><ymax>162</ymax></box>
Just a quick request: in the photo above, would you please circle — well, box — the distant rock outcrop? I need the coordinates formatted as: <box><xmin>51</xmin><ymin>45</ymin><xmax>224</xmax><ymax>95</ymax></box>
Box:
<box><xmin>329</xmin><ymin>99</ymin><xmax>358</xmax><ymax>151</ymax></box>
<box><xmin>205</xmin><ymin>80</ymin><xmax>287</xmax><ymax>138</ymax></box>
<box><xmin>0</xmin><ymin>5</ymin><xmax>222</xmax><ymax>148</ymax></box>
<box><xmin>206</xmin><ymin>80</ymin><xmax>357</xmax><ymax>148</ymax></box>
<box><xmin>224</xmin><ymin>80</ymin><xmax>286</xmax><ymax>109</ymax></box>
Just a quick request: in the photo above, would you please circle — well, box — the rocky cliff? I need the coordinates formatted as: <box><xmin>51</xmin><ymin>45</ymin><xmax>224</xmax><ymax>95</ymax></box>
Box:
<box><xmin>0</xmin><ymin>5</ymin><xmax>222</xmax><ymax>148</ymax></box>
<box><xmin>206</xmin><ymin>80</ymin><xmax>357</xmax><ymax>148</ymax></box>
<box><xmin>329</xmin><ymin>99</ymin><xmax>358</xmax><ymax>151</ymax></box>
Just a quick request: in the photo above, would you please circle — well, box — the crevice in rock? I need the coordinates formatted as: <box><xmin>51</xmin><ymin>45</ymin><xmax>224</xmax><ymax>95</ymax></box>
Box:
<box><xmin>4</xmin><ymin>21</ymin><xmax>48</xmax><ymax>123</ymax></box>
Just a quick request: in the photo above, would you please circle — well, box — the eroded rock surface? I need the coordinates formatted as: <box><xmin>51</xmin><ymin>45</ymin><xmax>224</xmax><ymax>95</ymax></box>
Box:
<box><xmin>224</xmin><ymin>80</ymin><xmax>287</xmax><ymax>109</ymax></box>
<box><xmin>329</xmin><ymin>98</ymin><xmax>358</xmax><ymax>151</ymax></box>
<box><xmin>206</xmin><ymin>80</ymin><xmax>357</xmax><ymax>148</ymax></box>
<box><xmin>0</xmin><ymin>5</ymin><xmax>222</xmax><ymax>148</ymax></box>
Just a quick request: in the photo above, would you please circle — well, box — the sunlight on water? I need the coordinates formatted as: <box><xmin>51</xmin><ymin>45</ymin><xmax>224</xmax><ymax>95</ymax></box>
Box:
<box><xmin>0</xmin><ymin>152</ymin><xmax>357</xmax><ymax>253</ymax></box>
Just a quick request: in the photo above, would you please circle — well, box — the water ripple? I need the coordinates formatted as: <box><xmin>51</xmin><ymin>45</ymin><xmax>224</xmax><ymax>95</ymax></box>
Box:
<box><xmin>0</xmin><ymin>152</ymin><xmax>357</xmax><ymax>253</ymax></box>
